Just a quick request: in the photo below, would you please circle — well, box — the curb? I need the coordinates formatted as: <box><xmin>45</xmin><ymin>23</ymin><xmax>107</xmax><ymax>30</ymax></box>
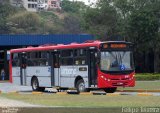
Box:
<box><xmin>117</xmin><ymin>89</ymin><xmax>160</xmax><ymax>93</ymax></box>
<box><xmin>79</xmin><ymin>92</ymin><xmax>93</xmax><ymax>95</ymax></box>
<box><xmin>106</xmin><ymin>93</ymin><xmax>120</xmax><ymax>96</ymax></box>
<box><xmin>137</xmin><ymin>93</ymin><xmax>153</xmax><ymax>96</ymax></box>
<box><xmin>56</xmin><ymin>92</ymin><xmax>68</xmax><ymax>95</ymax></box>
<box><xmin>32</xmin><ymin>91</ymin><xmax>43</xmax><ymax>94</ymax></box>
<box><xmin>8</xmin><ymin>91</ymin><xmax>19</xmax><ymax>94</ymax></box>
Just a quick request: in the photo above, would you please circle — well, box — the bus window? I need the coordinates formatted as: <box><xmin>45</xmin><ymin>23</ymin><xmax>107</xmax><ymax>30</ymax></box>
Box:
<box><xmin>74</xmin><ymin>58</ymin><xmax>86</xmax><ymax>65</ymax></box>
<box><xmin>61</xmin><ymin>58</ymin><xmax>73</xmax><ymax>65</ymax></box>
<box><xmin>74</xmin><ymin>49</ymin><xmax>87</xmax><ymax>65</ymax></box>
<box><xmin>79</xmin><ymin>49</ymin><xmax>86</xmax><ymax>56</ymax></box>
<box><xmin>61</xmin><ymin>50</ymin><xmax>74</xmax><ymax>66</ymax></box>
<box><xmin>61</xmin><ymin>50</ymin><xmax>73</xmax><ymax>57</ymax></box>
<box><xmin>12</xmin><ymin>53</ymin><xmax>20</xmax><ymax>67</ymax></box>
<box><xmin>74</xmin><ymin>49</ymin><xmax>86</xmax><ymax>57</ymax></box>
<box><xmin>27</xmin><ymin>52</ymin><xmax>49</xmax><ymax>66</ymax></box>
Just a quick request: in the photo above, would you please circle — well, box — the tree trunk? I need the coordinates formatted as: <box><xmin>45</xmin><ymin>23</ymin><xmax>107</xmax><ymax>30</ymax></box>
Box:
<box><xmin>154</xmin><ymin>49</ymin><xmax>160</xmax><ymax>73</ymax></box>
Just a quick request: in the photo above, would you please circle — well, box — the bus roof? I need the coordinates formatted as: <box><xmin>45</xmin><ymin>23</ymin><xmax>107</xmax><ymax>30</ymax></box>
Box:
<box><xmin>10</xmin><ymin>40</ymin><xmax>132</xmax><ymax>53</ymax></box>
<box><xmin>10</xmin><ymin>40</ymin><xmax>101</xmax><ymax>53</ymax></box>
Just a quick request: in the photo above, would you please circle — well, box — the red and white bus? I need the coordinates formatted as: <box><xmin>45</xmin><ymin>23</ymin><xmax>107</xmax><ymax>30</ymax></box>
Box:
<box><xmin>9</xmin><ymin>41</ymin><xmax>135</xmax><ymax>93</ymax></box>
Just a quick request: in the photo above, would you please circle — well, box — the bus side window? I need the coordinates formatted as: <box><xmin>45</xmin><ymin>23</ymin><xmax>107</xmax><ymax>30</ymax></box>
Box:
<box><xmin>61</xmin><ymin>58</ymin><xmax>73</xmax><ymax>65</ymax></box>
<box><xmin>74</xmin><ymin>49</ymin><xmax>87</xmax><ymax>65</ymax></box>
<box><xmin>12</xmin><ymin>53</ymin><xmax>20</xmax><ymax>67</ymax></box>
<box><xmin>74</xmin><ymin>58</ymin><xmax>86</xmax><ymax>65</ymax></box>
<box><xmin>61</xmin><ymin>50</ymin><xmax>73</xmax><ymax>66</ymax></box>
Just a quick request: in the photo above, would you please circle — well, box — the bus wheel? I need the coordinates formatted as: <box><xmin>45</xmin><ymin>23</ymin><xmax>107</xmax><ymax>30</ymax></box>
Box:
<box><xmin>76</xmin><ymin>79</ymin><xmax>87</xmax><ymax>93</ymax></box>
<box><xmin>31</xmin><ymin>77</ymin><xmax>39</xmax><ymax>91</ymax></box>
<box><xmin>103</xmin><ymin>88</ymin><xmax>117</xmax><ymax>93</ymax></box>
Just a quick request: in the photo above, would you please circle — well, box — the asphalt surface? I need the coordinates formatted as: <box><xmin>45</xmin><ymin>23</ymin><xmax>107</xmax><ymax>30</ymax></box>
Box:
<box><xmin>0</xmin><ymin>82</ymin><xmax>32</xmax><ymax>93</ymax></box>
<box><xmin>0</xmin><ymin>97</ymin><xmax>41</xmax><ymax>107</ymax></box>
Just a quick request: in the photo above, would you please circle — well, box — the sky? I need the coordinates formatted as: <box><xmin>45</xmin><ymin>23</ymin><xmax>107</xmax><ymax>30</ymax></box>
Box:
<box><xmin>69</xmin><ymin>0</ymin><xmax>97</xmax><ymax>5</ymax></box>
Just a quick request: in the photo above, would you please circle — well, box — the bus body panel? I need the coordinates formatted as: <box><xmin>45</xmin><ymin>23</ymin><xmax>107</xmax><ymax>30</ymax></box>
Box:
<box><xmin>54</xmin><ymin>68</ymin><xmax>59</xmax><ymax>86</ymax></box>
<box><xmin>73</xmin><ymin>65</ymin><xmax>89</xmax><ymax>88</ymax></box>
<box><xmin>59</xmin><ymin>65</ymin><xmax>89</xmax><ymax>88</ymax></box>
<box><xmin>26</xmin><ymin>66</ymin><xmax>52</xmax><ymax>87</ymax></box>
<box><xmin>12</xmin><ymin>67</ymin><xmax>21</xmax><ymax>85</ymax></box>
<box><xmin>60</xmin><ymin>66</ymin><xmax>74</xmax><ymax>87</ymax></box>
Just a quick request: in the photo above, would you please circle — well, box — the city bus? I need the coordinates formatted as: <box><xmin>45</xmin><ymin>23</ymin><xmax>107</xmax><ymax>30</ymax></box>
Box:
<box><xmin>9</xmin><ymin>40</ymin><xmax>135</xmax><ymax>93</ymax></box>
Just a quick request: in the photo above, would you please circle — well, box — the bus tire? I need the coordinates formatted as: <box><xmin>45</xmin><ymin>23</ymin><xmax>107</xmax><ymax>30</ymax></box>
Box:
<box><xmin>31</xmin><ymin>77</ymin><xmax>40</xmax><ymax>91</ymax></box>
<box><xmin>76</xmin><ymin>79</ymin><xmax>88</xmax><ymax>93</ymax></box>
<box><xmin>103</xmin><ymin>88</ymin><xmax>117</xmax><ymax>93</ymax></box>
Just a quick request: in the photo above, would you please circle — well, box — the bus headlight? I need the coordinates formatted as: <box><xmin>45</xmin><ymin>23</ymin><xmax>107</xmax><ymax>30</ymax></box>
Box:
<box><xmin>101</xmin><ymin>75</ymin><xmax>104</xmax><ymax>78</ymax></box>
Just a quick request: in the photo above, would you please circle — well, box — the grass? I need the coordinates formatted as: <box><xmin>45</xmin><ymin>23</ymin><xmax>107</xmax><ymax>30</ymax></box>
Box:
<box><xmin>135</xmin><ymin>73</ymin><xmax>160</xmax><ymax>81</ymax></box>
<box><xmin>118</xmin><ymin>81</ymin><xmax>160</xmax><ymax>90</ymax></box>
<box><xmin>1</xmin><ymin>94</ymin><xmax>160</xmax><ymax>107</ymax></box>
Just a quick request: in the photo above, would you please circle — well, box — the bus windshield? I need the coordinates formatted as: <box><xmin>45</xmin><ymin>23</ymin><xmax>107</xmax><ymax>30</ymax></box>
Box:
<box><xmin>100</xmin><ymin>51</ymin><xmax>134</xmax><ymax>72</ymax></box>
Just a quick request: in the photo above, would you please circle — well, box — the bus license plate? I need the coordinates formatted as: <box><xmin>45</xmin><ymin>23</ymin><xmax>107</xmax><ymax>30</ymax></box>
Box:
<box><xmin>117</xmin><ymin>82</ymin><xmax>123</xmax><ymax>85</ymax></box>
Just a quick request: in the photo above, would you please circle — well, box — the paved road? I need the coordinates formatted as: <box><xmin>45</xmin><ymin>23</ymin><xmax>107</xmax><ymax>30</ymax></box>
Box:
<box><xmin>0</xmin><ymin>97</ymin><xmax>41</xmax><ymax>107</ymax></box>
<box><xmin>0</xmin><ymin>82</ymin><xmax>44</xmax><ymax>107</ymax></box>
<box><xmin>0</xmin><ymin>82</ymin><xmax>32</xmax><ymax>93</ymax></box>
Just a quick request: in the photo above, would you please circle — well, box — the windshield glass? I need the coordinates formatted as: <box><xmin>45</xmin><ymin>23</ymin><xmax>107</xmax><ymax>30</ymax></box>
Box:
<box><xmin>100</xmin><ymin>51</ymin><xmax>134</xmax><ymax>72</ymax></box>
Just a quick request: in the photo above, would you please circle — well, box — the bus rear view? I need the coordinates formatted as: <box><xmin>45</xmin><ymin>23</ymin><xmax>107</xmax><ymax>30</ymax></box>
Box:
<box><xmin>98</xmin><ymin>42</ymin><xmax>135</xmax><ymax>93</ymax></box>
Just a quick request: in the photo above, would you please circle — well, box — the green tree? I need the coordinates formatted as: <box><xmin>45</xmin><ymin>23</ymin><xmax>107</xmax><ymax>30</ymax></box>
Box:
<box><xmin>63</xmin><ymin>13</ymin><xmax>83</xmax><ymax>34</ymax></box>
<box><xmin>84</xmin><ymin>0</ymin><xmax>119</xmax><ymax>39</ymax></box>
<box><xmin>8</xmin><ymin>12</ymin><xmax>41</xmax><ymax>34</ymax></box>
<box><xmin>0</xmin><ymin>4</ymin><xmax>17</xmax><ymax>34</ymax></box>
<box><xmin>61</xmin><ymin>0</ymin><xmax>86</xmax><ymax>13</ymax></box>
<box><xmin>127</xmin><ymin>0</ymin><xmax>160</xmax><ymax>72</ymax></box>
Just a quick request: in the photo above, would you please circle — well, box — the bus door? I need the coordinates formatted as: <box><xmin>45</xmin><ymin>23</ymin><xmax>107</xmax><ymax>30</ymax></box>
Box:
<box><xmin>51</xmin><ymin>51</ymin><xmax>60</xmax><ymax>86</ymax></box>
<box><xmin>20</xmin><ymin>53</ymin><xmax>27</xmax><ymax>85</ymax></box>
<box><xmin>88</xmin><ymin>48</ymin><xmax>97</xmax><ymax>87</ymax></box>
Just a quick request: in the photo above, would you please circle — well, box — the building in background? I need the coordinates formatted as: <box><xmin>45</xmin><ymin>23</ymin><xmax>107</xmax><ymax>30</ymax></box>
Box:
<box><xmin>10</xmin><ymin>0</ymin><xmax>61</xmax><ymax>12</ymax></box>
<box><xmin>48</xmin><ymin>0</ymin><xmax>61</xmax><ymax>10</ymax></box>
<box><xmin>23</xmin><ymin>0</ymin><xmax>38</xmax><ymax>12</ymax></box>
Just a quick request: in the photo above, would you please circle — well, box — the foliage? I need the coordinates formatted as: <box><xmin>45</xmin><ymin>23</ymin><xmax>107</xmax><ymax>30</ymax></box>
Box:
<box><xmin>0</xmin><ymin>4</ymin><xmax>17</xmax><ymax>34</ymax></box>
<box><xmin>38</xmin><ymin>11</ymin><xmax>64</xmax><ymax>34</ymax></box>
<box><xmin>8</xmin><ymin>12</ymin><xmax>41</xmax><ymax>34</ymax></box>
<box><xmin>63</xmin><ymin>13</ymin><xmax>83</xmax><ymax>34</ymax></box>
<box><xmin>84</xmin><ymin>0</ymin><xmax>119</xmax><ymax>39</ymax></box>
<box><xmin>127</xmin><ymin>0</ymin><xmax>160</xmax><ymax>50</ymax></box>
<box><xmin>61</xmin><ymin>0</ymin><xmax>87</xmax><ymax>13</ymax></box>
